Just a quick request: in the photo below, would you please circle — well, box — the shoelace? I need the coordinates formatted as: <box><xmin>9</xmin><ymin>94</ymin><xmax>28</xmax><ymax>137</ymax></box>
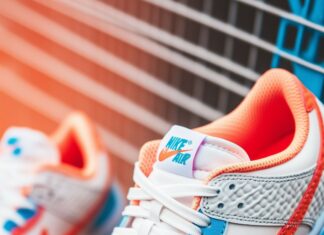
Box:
<box><xmin>0</xmin><ymin>157</ymin><xmax>35</xmax><ymax>228</ymax></box>
<box><xmin>113</xmin><ymin>162</ymin><xmax>218</xmax><ymax>235</ymax></box>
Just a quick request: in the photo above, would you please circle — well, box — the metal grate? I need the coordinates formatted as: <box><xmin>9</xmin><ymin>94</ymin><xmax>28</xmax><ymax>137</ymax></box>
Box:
<box><xmin>0</xmin><ymin>0</ymin><xmax>322</xmax><ymax>171</ymax></box>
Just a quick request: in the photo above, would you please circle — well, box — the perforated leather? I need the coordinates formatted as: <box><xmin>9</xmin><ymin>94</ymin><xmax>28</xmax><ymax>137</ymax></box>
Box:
<box><xmin>201</xmin><ymin>168</ymin><xmax>324</xmax><ymax>227</ymax></box>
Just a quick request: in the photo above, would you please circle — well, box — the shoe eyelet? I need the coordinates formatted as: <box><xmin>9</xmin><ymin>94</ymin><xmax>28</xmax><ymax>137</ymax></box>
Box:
<box><xmin>217</xmin><ymin>203</ymin><xmax>224</xmax><ymax>209</ymax></box>
<box><xmin>229</xmin><ymin>184</ymin><xmax>235</xmax><ymax>190</ymax></box>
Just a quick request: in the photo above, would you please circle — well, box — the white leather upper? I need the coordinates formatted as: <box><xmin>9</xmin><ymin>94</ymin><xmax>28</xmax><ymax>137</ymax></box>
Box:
<box><xmin>221</xmin><ymin>100</ymin><xmax>324</xmax><ymax>235</ymax></box>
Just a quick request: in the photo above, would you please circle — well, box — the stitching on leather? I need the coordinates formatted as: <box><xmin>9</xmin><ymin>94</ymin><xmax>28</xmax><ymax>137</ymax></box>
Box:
<box><xmin>201</xmin><ymin>168</ymin><xmax>320</xmax><ymax>226</ymax></box>
<box><xmin>208</xmin><ymin>169</ymin><xmax>314</xmax><ymax>186</ymax></box>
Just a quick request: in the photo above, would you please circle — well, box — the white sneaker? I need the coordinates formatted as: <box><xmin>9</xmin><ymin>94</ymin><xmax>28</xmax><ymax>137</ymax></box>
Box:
<box><xmin>113</xmin><ymin>69</ymin><xmax>324</xmax><ymax>235</ymax></box>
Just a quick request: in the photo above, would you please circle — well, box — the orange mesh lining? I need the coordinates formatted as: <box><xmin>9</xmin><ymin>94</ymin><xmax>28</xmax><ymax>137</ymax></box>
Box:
<box><xmin>138</xmin><ymin>69</ymin><xmax>313</xmax><ymax>177</ymax></box>
<box><xmin>195</xmin><ymin>69</ymin><xmax>309</xmax><ymax>160</ymax></box>
<box><xmin>138</xmin><ymin>140</ymin><xmax>160</xmax><ymax>176</ymax></box>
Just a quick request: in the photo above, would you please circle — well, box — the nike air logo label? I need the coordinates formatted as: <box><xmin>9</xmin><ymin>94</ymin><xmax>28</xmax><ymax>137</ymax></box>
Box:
<box><xmin>158</xmin><ymin>136</ymin><xmax>193</xmax><ymax>165</ymax></box>
<box><xmin>156</xmin><ymin>125</ymin><xmax>206</xmax><ymax>177</ymax></box>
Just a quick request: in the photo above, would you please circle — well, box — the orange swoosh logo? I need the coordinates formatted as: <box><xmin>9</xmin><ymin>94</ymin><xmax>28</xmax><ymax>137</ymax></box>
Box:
<box><xmin>159</xmin><ymin>148</ymin><xmax>190</xmax><ymax>161</ymax></box>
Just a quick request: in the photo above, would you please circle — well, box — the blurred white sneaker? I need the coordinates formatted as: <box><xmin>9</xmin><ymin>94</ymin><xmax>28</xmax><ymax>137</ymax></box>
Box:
<box><xmin>0</xmin><ymin>112</ymin><xmax>123</xmax><ymax>235</ymax></box>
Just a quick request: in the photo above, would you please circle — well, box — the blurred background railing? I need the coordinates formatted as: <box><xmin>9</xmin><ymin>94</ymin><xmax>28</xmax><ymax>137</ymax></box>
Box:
<box><xmin>0</xmin><ymin>0</ymin><xmax>322</xmax><ymax>190</ymax></box>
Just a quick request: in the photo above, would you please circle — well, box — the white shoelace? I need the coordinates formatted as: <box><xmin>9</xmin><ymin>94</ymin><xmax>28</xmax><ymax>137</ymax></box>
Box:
<box><xmin>113</xmin><ymin>162</ymin><xmax>218</xmax><ymax>235</ymax></box>
<box><xmin>0</xmin><ymin>158</ymin><xmax>35</xmax><ymax>228</ymax></box>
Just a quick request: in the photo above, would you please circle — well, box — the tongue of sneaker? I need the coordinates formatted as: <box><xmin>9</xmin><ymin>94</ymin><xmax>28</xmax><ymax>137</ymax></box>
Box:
<box><xmin>138</xmin><ymin>125</ymin><xmax>251</xmax><ymax>230</ymax></box>
<box><xmin>153</xmin><ymin>125</ymin><xmax>250</xmax><ymax>180</ymax></box>
<box><xmin>135</xmin><ymin>126</ymin><xmax>250</xmax><ymax>232</ymax></box>
<box><xmin>0</xmin><ymin>127</ymin><xmax>59</xmax><ymax>168</ymax></box>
